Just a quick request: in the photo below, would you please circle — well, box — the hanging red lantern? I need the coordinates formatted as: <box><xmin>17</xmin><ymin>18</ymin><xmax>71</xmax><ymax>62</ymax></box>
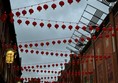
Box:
<box><xmin>108</xmin><ymin>27</ymin><xmax>112</xmax><ymax>31</ymax></box>
<box><xmin>40</xmin><ymin>66</ymin><xmax>42</xmax><ymax>68</ymax></box>
<box><xmin>57</xmin><ymin>40</ymin><xmax>61</xmax><ymax>44</ymax></box>
<box><xmin>36</xmin><ymin>50</ymin><xmax>39</xmax><ymax>54</ymax></box>
<box><xmin>105</xmin><ymin>34</ymin><xmax>109</xmax><ymax>38</ymax></box>
<box><xmin>46</xmin><ymin>42</ymin><xmax>49</xmax><ymax>46</ymax></box>
<box><xmin>30</xmin><ymin>50</ymin><xmax>34</xmax><ymax>53</ymax></box>
<box><xmin>60</xmin><ymin>63</ymin><xmax>63</xmax><ymax>66</ymax></box>
<box><xmin>37</xmin><ymin>70</ymin><xmax>39</xmax><ymax>72</ymax></box>
<box><xmin>50</xmin><ymin>52</ymin><xmax>54</xmax><ymax>56</ymax></box>
<box><xmin>24</xmin><ymin>44</ymin><xmax>28</xmax><ymax>48</ymax></box>
<box><xmin>55</xmin><ymin>71</ymin><xmax>57</xmax><ymax>74</ymax></box>
<box><xmin>68</xmin><ymin>0</ymin><xmax>73</xmax><ymax>4</ymax></box>
<box><xmin>32</xmin><ymin>66</ymin><xmax>34</xmax><ymax>69</ymax></box>
<box><xmin>32</xmin><ymin>21</ymin><xmax>37</xmax><ymax>26</ymax></box>
<box><xmin>98</xmin><ymin>34</ymin><xmax>102</xmax><ymax>38</ymax></box>
<box><xmin>68</xmin><ymin>39</ymin><xmax>72</xmax><ymax>43</ymax></box>
<box><xmin>44</xmin><ymin>70</ymin><xmax>46</xmax><ymax>73</ymax></box>
<box><xmin>65</xmin><ymin>54</ymin><xmax>68</xmax><ymax>57</ymax></box>
<box><xmin>96</xmin><ymin>26</ymin><xmax>100</xmax><ymax>32</ymax></box>
<box><xmin>17</xmin><ymin>19</ymin><xmax>22</xmax><ymax>24</ymax></box>
<box><xmin>44</xmin><ymin>65</ymin><xmax>46</xmax><ymax>68</ymax></box>
<box><xmin>24</xmin><ymin>66</ymin><xmax>27</xmax><ymax>69</ymax></box>
<box><xmin>93</xmin><ymin>35</ymin><xmax>96</xmax><ymax>40</ymax></box>
<box><xmin>45</xmin><ymin>52</ymin><xmax>49</xmax><ymax>55</ymax></box>
<box><xmin>102</xmin><ymin>27</ymin><xmax>107</xmax><ymax>31</ymax></box>
<box><xmin>25</xmin><ymin>49</ymin><xmax>28</xmax><ymax>53</ymax></box>
<box><xmin>22</xmin><ymin>10</ymin><xmax>27</xmax><ymax>16</ymax></box>
<box><xmin>20</xmin><ymin>49</ymin><xmax>23</xmax><ymax>52</ymax></box>
<box><xmin>89</xmin><ymin>26</ymin><xmax>93</xmax><ymax>31</ymax></box>
<box><xmin>48</xmin><ymin>71</ymin><xmax>50</xmax><ymax>73</ymax></box>
<box><xmin>54</xmin><ymin>24</ymin><xmax>59</xmax><ymax>29</ymax></box>
<box><xmin>48</xmin><ymin>65</ymin><xmax>50</xmax><ymax>67</ymax></box>
<box><xmin>19</xmin><ymin>44</ymin><xmax>22</xmax><ymax>48</ymax></box>
<box><xmin>51</xmin><ymin>71</ymin><xmax>54</xmax><ymax>74</ymax></box>
<box><xmin>60</xmin><ymin>53</ymin><xmax>63</xmax><ymax>57</ymax></box>
<box><xmin>40</xmin><ymin>42</ymin><xmax>44</xmax><ymax>46</ymax></box>
<box><xmin>55</xmin><ymin>53</ymin><xmax>58</xmax><ymax>56</ymax></box>
<box><xmin>29</xmin><ymin>8</ymin><xmax>34</xmax><ymax>14</ymax></box>
<box><xmin>10</xmin><ymin>18</ymin><xmax>14</xmax><ymax>23</ymax></box>
<box><xmin>63</xmin><ymin>39</ymin><xmax>67</xmax><ymax>43</ymax></box>
<box><xmin>75</xmin><ymin>38</ymin><xmax>78</xmax><ymax>43</ymax></box>
<box><xmin>86</xmin><ymin>37</ymin><xmax>91</xmax><ymax>41</ymax></box>
<box><xmin>41</xmin><ymin>51</ymin><xmax>44</xmax><ymax>55</ymax></box>
<box><xmin>75</xmin><ymin>25</ymin><xmax>80</xmax><ymax>30</ymax></box>
<box><xmin>82</xmin><ymin>26</ymin><xmax>86</xmax><ymax>31</ymax></box>
<box><xmin>34</xmin><ymin>43</ymin><xmax>38</xmax><ymax>47</ymax></box>
<box><xmin>56</xmin><ymin>64</ymin><xmax>58</xmax><ymax>66</ymax></box>
<box><xmin>115</xmin><ymin>27</ymin><xmax>118</xmax><ymax>31</ymax></box>
<box><xmin>36</xmin><ymin>65</ymin><xmax>39</xmax><ymax>68</ymax></box>
<box><xmin>51</xmin><ymin>3</ymin><xmax>57</xmax><ymax>9</ymax></box>
<box><xmin>52</xmin><ymin>41</ymin><xmax>56</xmax><ymax>45</ymax></box>
<box><xmin>37</xmin><ymin>5</ymin><xmax>42</xmax><ymax>12</ymax></box>
<box><xmin>80</xmin><ymin>37</ymin><xmax>85</xmax><ymax>42</ymax></box>
<box><xmin>9</xmin><ymin>12</ymin><xmax>14</xmax><ymax>17</ymax></box>
<box><xmin>47</xmin><ymin>23</ymin><xmax>52</xmax><ymax>28</ymax></box>
<box><xmin>43</xmin><ymin>4</ymin><xmax>48</xmax><ymax>10</ymax></box>
<box><xmin>61</xmin><ymin>24</ymin><xmax>66</xmax><ymax>29</ymax></box>
<box><xmin>112</xmin><ymin>33</ymin><xmax>115</xmax><ymax>37</ymax></box>
<box><xmin>29</xmin><ymin>43</ymin><xmax>33</xmax><ymax>47</ymax></box>
<box><xmin>28</xmin><ymin>69</ymin><xmax>31</xmax><ymax>72</ymax></box>
<box><xmin>40</xmin><ymin>22</ymin><xmax>44</xmax><ymax>27</ymax></box>
<box><xmin>28</xmin><ymin>66</ymin><xmax>30</xmax><ymax>69</ymax></box>
<box><xmin>33</xmin><ymin>70</ymin><xmax>35</xmax><ymax>72</ymax></box>
<box><xmin>68</xmin><ymin>25</ymin><xmax>73</xmax><ymax>30</ymax></box>
<box><xmin>25</xmin><ymin>20</ymin><xmax>30</xmax><ymax>25</ymax></box>
<box><xmin>15</xmin><ymin>11</ymin><xmax>20</xmax><ymax>17</ymax></box>
<box><xmin>76</xmin><ymin>0</ymin><xmax>80</xmax><ymax>3</ymax></box>
<box><xmin>52</xmin><ymin>64</ymin><xmax>55</xmax><ymax>67</ymax></box>
<box><xmin>59</xmin><ymin>1</ymin><xmax>65</xmax><ymax>7</ymax></box>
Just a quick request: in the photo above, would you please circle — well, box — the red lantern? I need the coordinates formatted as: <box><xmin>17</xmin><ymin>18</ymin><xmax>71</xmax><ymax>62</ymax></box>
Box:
<box><xmin>30</xmin><ymin>50</ymin><xmax>34</xmax><ymax>53</ymax></box>
<box><xmin>98</xmin><ymin>34</ymin><xmax>102</xmax><ymax>38</ymax></box>
<box><xmin>48</xmin><ymin>65</ymin><xmax>50</xmax><ymax>67</ymax></box>
<box><xmin>86</xmin><ymin>37</ymin><xmax>91</xmax><ymax>41</ymax></box>
<box><xmin>47</xmin><ymin>23</ymin><xmax>52</xmax><ymax>28</ymax></box>
<box><xmin>19</xmin><ymin>45</ymin><xmax>22</xmax><ymax>48</ymax></box>
<box><xmin>50</xmin><ymin>52</ymin><xmax>54</xmax><ymax>56</ymax></box>
<box><xmin>93</xmin><ymin>35</ymin><xmax>96</xmax><ymax>40</ymax></box>
<box><xmin>68</xmin><ymin>39</ymin><xmax>72</xmax><ymax>43</ymax></box>
<box><xmin>56</xmin><ymin>64</ymin><xmax>58</xmax><ymax>66</ymax></box>
<box><xmin>28</xmin><ymin>69</ymin><xmax>31</xmax><ymax>72</ymax></box>
<box><xmin>57</xmin><ymin>40</ymin><xmax>61</xmax><ymax>44</ymax></box>
<box><xmin>25</xmin><ymin>20</ymin><xmax>30</xmax><ymax>25</ymax></box>
<box><xmin>54</xmin><ymin>24</ymin><xmax>59</xmax><ymax>29</ymax></box>
<box><xmin>36</xmin><ymin>50</ymin><xmax>39</xmax><ymax>54</ymax></box>
<box><xmin>102</xmin><ymin>27</ymin><xmax>107</xmax><ymax>31</ymax></box>
<box><xmin>108</xmin><ymin>27</ymin><xmax>112</xmax><ymax>31</ymax></box>
<box><xmin>89</xmin><ymin>26</ymin><xmax>93</xmax><ymax>31</ymax></box>
<box><xmin>36</xmin><ymin>65</ymin><xmax>39</xmax><ymax>68</ymax></box>
<box><xmin>82</xmin><ymin>26</ymin><xmax>86</xmax><ymax>31</ymax></box>
<box><xmin>76</xmin><ymin>0</ymin><xmax>80</xmax><ymax>3</ymax></box>
<box><xmin>32</xmin><ymin>66</ymin><xmax>34</xmax><ymax>69</ymax></box>
<box><xmin>45</xmin><ymin>52</ymin><xmax>49</xmax><ymax>55</ymax></box>
<box><xmin>52</xmin><ymin>41</ymin><xmax>56</xmax><ymax>45</ymax></box>
<box><xmin>65</xmin><ymin>54</ymin><xmax>68</xmax><ymax>57</ymax></box>
<box><xmin>37</xmin><ymin>5</ymin><xmax>42</xmax><ymax>12</ymax></box>
<box><xmin>68</xmin><ymin>0</ymin><xmax>73</xmax><ymax>4</ymax></box>
<box><xmin>32</xmin><ymin>21</ymin><xmax>37</xmax><ymax>26</ymax></box>
<box><xmin>115</xmin><ymin>27</ymin><xmax>118</xmax><ymax>31</ymax></box>
<box><xmin>112</xmin><ymin>33</ymin><xmax>115</xmax><ymax>37</ymax></box>
<box><xmin>60</xmin><ymin>63</ymin><xmax>63</xmax><ymax>66</ymax></box>
<box><xmin>40</xmin><ymin>42</ymin><xmax>44</xmax><ymax>46</ymax></box>
<box><xmin>25</xmin><ymin>49</ymin><xmax>28</xmax><ymax>53</ymax></box>
<box><xmin>10</xmin><ymin>18</ymin><xmax>14</xmax><ymax>23</ymax></box>
<box><xmin>63</xmin><ymin>39</ymin><xmax>67</xmax><ymax>43</ymax></box>
<box><xmin>16</xmin><ymin>11</ymin><xmax>20</xmax><ymax>17</ymax></box>
<box><xmin>52</xmin><ymin>64</ymin><xmax>55</xmax><ymax>67</ymax></box>
<box><xmin>61</xmin><ymin>24</ymin><xmax>66</xmax><ymax>29</ymax></box>
<box><xmin>80</xmin><ymin>37</ymin><xmax>85</xmax><ymax>42</ymax></box>
<box><xmin>41</xmin><ymin>51</ymin><xmax>44</xmax><ymax>55</ymax></box>
<box><xmin>17</xmin><ymin>19</ymin><xmax>22</xmax><ymax>24</ymax></box>
<box><xmin>68</xmin><ymin>25</ymin><xmax>73</xmax><ymax>30</ymax></box>
<box><xmin>22</xmin><ymin>10</ymin><xmax>27</xmax><ymax>16</ymax></box>
<box><xmin>43</xmin><ymin>4</ymin><xmax>48</xmax><ymax>10</ymax></box>
<box><xmin>40</xmin><ymin>22</ymin><xmax>44</xmax><ymax>27</ymax></box>
<box><xmin>40</xmin><ymin>66</ymin><xmax>42</xmax><ymax>68</ymax></box>
<box><xmin>44</xmin><ymin>65</ymin><xmax>46</xmax><ymax>68</ymax></box>
<box><xmin>24</xmin><ymin>44</ymin><xmax>28</xmax><ymax>48</ymax></box>
<box><xmin>46</xmin><ymin>42</ymin><xmax>49</xmax><ymax>46</ymax></box>
<box><xmin>55</xmin><ymin>53</ymin><xmax>58</xmax><ymax>56</ymax></box>
<box><xmin>20</xmin><ymin>49</ymin><xmax>23</xmax><ymax>52</ymax></box>
<box><xmin>96</xmin><ymin>26</ymin><xmax>100</xmax><ymax>32</ymax></box>
<box><xmin>75</xmin><ymin>25</ymin><xmax>80</xmax><ymax>30</ymax></box>
<box><xmin>29</xmin><ymin>8</ymin><xmax>34</xmax><ymax>14</ymax></box>
<box><xmin>29</xmin><ymin>43</ymin><xmax>33</xmax><ymax>47</ymax></box>
<box><xmin>75</xmin><ymin>38</ymin><xmax>78</xmax><ymax>43</ymax></box>
<box><xmin>9</xmin><ymin>12</ymin><xmax>14</xmax><ymax>17</ymax></box>
<box><xmin>37</xmin><ymin>70</ymin><xmax>39</xmax><ymax>72</ymax></box>
<box><xmin>48</xmin><ymin>71</ymin><xmax>50</xmax><ymax>73</ymax></box>
<box><xmin>34</xmin><ymin>43</ymin><xmax>38</xmax><ymax>47</ymax></box>
<box><xmin>60</xmin><ymin>53</ymin><xmax>63</xmax><ymax>57</ymax></box>
<box><xmin>33</xmin><ymin>70</ymin><xmax>35</xmax><ymax>72</ymax></box>
<box><xmin>51</xmin><ymin>3</ymin><xmax>57</xmax><ymax>9</ymax></box>
<box><xmin>105</xmin><ymin>34</ymin><xmax>109</xmax><ymax>38</ymax></box>
<box><xmin>44</xmin><ymin>70</ymin><xmax>46</xmax><ymax>73</ymax></box>
<box><xmin>59</xmin><ymin>1</ymin><xmax>65</xmax><ymax>7</ymax></box>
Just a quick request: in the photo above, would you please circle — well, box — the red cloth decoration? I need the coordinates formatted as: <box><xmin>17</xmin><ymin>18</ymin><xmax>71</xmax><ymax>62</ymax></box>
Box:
<box><xmin>51</xmin><ymin>3</ymin><xmax>57</xmax><ymax>9</ymax></box>
<box><xmin>59</xmin><ymin>1</ymin><xmax>64</xmax><ymax>7</ymax></box>
<box><xmin>37</xmin><ymin>5</ymin><xmax>42</xmax><ymax>12</ymax></box>
<box><xmin>43</xmin><ymin>4</ymin><xmax>48</xmax><ymax>10</ymax></box>
<box><xmin>29</xmin><ymin>8</ymin><xmax>34</xmax><ymax>14</ymax></box>
<box><xmin>25</xmin><ymin>20</ymin><xmax>30</xmax><ymax>25</ymax></box>
<box><xmin>17</xmin><ymin>19</ymin><xmax>22</xmax><ymax>24</ymax></box>
<box><xmin>22</xmin><ymin>10</ymin><xmax>27</xmax><ymax>16</ymax></box>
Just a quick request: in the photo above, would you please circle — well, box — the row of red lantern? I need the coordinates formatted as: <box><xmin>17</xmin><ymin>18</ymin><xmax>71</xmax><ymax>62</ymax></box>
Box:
<box><xmin>14</xmin><ymin>0</ymin><xmax>80</xmax><ymax>16</ymax></box>
<box><xmin>18</xmin><ymin>33</ymin><xmax>117</xmax><ymax>48</ymax></box>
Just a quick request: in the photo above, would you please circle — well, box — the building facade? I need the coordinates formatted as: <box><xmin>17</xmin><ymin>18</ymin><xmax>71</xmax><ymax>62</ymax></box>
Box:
<box><xmin>0</xmin><ymin>0</ymin><xmax>22</xmax><ymax>83</ymax></box>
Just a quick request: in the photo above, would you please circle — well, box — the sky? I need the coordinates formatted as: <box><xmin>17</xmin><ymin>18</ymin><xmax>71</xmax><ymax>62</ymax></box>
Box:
<box><xmin>9</xmin><ymin>0</ymin><xmax>109</xmax><ymax>82</ymax></box>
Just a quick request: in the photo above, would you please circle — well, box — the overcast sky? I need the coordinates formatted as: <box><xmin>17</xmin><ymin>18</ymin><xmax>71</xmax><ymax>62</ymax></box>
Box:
<box><xmin>10</xmin><ymin>0</ymin><xmax>109</xmax><ymax>82</ymax></box>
